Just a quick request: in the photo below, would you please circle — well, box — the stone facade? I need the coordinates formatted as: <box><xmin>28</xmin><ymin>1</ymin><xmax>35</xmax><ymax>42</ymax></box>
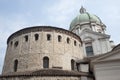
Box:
<box><xmin>0</xmin><ymin>76</ymin><xmax>93</xmax><ymax>80</ymax></box>
<box><xmin>69</xmin><ymin>7</ymin><xmax>114</xmax><ymax>57</ymax></box>
<box><xmin>0</xmin><ymin>77</ymin><xmax>81</xmax><ymax>80</ymax></box>
<box><xmin>2</xmin><ymin>26</ymin><xmax>83</xmax><ymax>74</ymax></box>
<box><xmin>80</xmin><ymin>30</ymin><xmax>112</xmax><ymax>56</ymax></box>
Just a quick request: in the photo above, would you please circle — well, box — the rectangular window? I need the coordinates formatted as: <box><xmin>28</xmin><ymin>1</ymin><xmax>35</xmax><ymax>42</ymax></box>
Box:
<box><xmin>85</xmin><ymin>42</ymin><xmax>94</xmax><ymax>56</ymax></box>
<box><xmin>85</xmin><ymin>46</ymin><xmax>94</xmax><ymax>56</ymax></box>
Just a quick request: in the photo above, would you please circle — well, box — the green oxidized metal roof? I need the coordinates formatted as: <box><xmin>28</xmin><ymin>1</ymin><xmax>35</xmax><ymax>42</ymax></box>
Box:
<box><xmin>69</xmin><ymin>7</ymin><xmax>102</xmax><ymax>30</ymax></box>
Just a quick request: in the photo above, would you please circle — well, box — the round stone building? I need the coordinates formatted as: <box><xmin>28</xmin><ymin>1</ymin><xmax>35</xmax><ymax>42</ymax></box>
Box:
<box><xmin>1</xmin><ymin>26</ymin><xmax>93</xmax><ymax>80</ymax></box>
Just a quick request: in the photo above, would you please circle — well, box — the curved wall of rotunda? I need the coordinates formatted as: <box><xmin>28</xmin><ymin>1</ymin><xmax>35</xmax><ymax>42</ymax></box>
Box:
<box><xmin>2</xmin><ymin>26</ymin><xmax>83</xmax><ymax>74</ymax></box>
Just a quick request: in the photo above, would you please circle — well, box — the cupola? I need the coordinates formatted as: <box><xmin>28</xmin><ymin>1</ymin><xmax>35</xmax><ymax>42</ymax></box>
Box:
<box><xmin>69</xmin><ymin>6</ymin><xmax>106</xmax><ymax>34</ymax></box>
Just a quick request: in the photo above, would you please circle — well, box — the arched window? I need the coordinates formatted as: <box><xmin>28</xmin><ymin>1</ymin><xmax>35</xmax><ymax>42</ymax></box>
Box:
<box><xmin>34</xmin><ymin>34</ymin><xmax>39</xmax><ymax>41</ymax></box>
<box><xmin>47</xmin><ymin>34</ymin><xmax>51</xmax><ymax>41</ymax></box>
<box><xmin>14</xmin><ymin>59</ymin><xmax>18</xmax><ymax>72</ymax></box>
<box><xmin>85</xmin><ymin>42</ymin><xmax>94</xmax><ymax>56</ymax></box>
<box><xmin>74</xmin><ymin>40</ymin><xmax>77</xmax><ymax>46</ymax></box>
<box><xmin>67</xmin><ymin>37</ymin><xmax>70</xmax><ymax>44</ymax></box>
<box><xmin>58</xmin><ymin>35</ymin><xmax>62</xmax><ymax>42</ymax></box>
<box><xmin>14</xmin><ymin>41</ymin><xmax>19</xmax><ymax>47</ymax></box>
<box><xmin>43</xmin><ymin>57</ymin><xmax>49</xmax><ymax>68</ymax></box>
<box><xmin>24</xmin><ymin>35</ymin><xmax>28</xmax><ymax>42</ymax></box>
<box><xmin>71</xmin><ymin>59</ymin><xmax>75</xmax><ymax>70</ymax></box>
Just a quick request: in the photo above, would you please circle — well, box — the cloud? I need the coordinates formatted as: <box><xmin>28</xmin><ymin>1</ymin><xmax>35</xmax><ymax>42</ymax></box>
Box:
<box><xmin>0</xmin><ymin>14</ymin><xmax>29</xmax><ymax>74</ymax></box>
<box><xmin>45</xmin><ymin>0</ymin><xmax>83</xmax><ymax>29</ymax></box>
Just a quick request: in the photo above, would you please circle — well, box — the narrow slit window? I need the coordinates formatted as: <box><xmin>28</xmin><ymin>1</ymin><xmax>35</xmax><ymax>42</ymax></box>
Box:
<box><xmin>58</xmin><ymin>35</ymin><xmax>62</xmax><ymax>42</ymax></box>
<box><xmin>14</xmin><ymin>41</ymin><xmax>19</xmax><ymax>47</ymax></box>
<box><xmin>67</xmin><ymin>38</ymin><xmax>70</xmax><ymax>44</ymax></box>
<box><xmin>24</xmin><ymin>35</ymin><xmax>28</xmax><ymax>42</ymax></box>
<box><xmin>71</xmin><ymin>59</ymin><xmax>75</xmax><ymax>70</ymax></box>
<box><xmin>47</xmin><ymin>34</ymin><xmax>51</xmax><ymax>41</ymax></box>
<box><xmin>14</xmin><ymin>59</ymin><xmax>18</xmax><ymax>72</ymax></box>
<box><xmin>74</xmin><ymin>41</ymin><xmax>77</xmax><ymax>46</ymax></box>
<box><xmin>34</xmin><ymin>34</ymin><xmax>39</xmax><ymax>41</ymax></box>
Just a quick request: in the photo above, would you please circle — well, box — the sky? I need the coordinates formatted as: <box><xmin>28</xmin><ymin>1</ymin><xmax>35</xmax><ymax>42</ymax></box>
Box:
<box><xmin>0</xmin><ymin>0</ymin><xmax>120</xmax><ymax>74</ymax></box>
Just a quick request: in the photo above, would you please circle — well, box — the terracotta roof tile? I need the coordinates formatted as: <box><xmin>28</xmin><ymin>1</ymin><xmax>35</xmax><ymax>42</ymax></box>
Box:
<box><xmin>0</xmin><ymin>69</ymin><xmax>93</xmax><ymax>78</ymax></box>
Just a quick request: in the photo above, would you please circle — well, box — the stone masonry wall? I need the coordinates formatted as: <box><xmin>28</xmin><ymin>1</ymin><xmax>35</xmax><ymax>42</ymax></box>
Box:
<box><xmin>2</xmin><ymin>27</ymin><xmax>83</xmax><ymax>74</ymax></box>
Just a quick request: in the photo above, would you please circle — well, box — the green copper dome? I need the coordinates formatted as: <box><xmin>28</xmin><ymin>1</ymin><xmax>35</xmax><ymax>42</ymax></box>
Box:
<box><xmin>69</xmin><ymin>7</ymin><xmax>102</xmax><ymax>30</ymax></box>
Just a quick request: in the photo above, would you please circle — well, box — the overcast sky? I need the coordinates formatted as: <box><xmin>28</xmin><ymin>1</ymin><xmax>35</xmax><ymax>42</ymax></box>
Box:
<box><xmin>0</xmin><ymin>0</ymin><xmax>120</xmax><ymax>73</ymax></box>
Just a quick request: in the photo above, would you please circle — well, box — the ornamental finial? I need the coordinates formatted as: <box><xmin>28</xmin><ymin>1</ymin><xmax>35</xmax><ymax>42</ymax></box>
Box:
<box><xmin>80</xmin><ymin>6</ymin><xmax>86</xmax><ymax>14</ymax></box>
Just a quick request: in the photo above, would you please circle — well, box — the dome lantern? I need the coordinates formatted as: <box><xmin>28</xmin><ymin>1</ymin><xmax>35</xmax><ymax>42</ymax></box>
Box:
<box><xmin>80</xmin><ymin>6</ymin><xmax>86</xmax><ymax>14</ymax></box>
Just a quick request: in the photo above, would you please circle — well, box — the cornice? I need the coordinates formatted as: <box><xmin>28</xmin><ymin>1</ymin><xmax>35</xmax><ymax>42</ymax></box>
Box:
<box><xmin>7</xmin><ymin>26</ymin><xmax>82</xmax><ymax>44</ymax></box>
